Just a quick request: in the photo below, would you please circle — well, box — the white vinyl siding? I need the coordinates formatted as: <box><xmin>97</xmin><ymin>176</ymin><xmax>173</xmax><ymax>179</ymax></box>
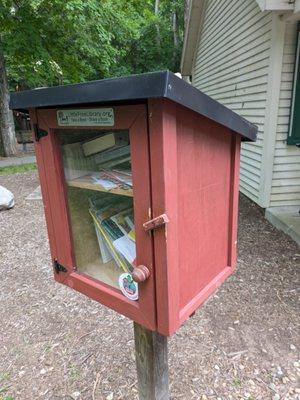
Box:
<box><xmin>192</xmin><ymin>0</ymin><xmax>272</xmax><ymax>204</ymax></box>
<box><xmin>270</xmin><ymin>21</ymin><xmax>300</xmax><ymax>207</ymax></box>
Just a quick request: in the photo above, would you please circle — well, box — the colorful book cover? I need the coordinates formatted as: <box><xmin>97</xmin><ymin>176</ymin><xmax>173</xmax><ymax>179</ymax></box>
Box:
<box><xmin>111</xmin><ymin>208</ymin><xmax>135</xmax><ymax>242</ymax></box>
<box><xmin>89</xmin><ymin>209</ymin><xmax>132</xmax><ymax>273</ymax></box>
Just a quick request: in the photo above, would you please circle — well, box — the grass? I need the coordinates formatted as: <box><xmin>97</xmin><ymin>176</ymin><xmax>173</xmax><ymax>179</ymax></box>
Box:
<box><xmin>69</xmin><ymin>363</ymin><xmax>81</xmax><ymax>381</ymax></box>
<box><xmin>0</xmin><ymin>373</ymin><xmax>12</xmax><ymax>399</ymax></box>
<box><xmin>0</xmin><ymin>163</ymin><xmax>36</xmax><ymax>175</ymax></box>
<box><xmin>232</xmin><ymin>378</ymin><xmax>242</xmax><ymax>387</ymax></box>
<box><xmin>0</xmin><ymin>387</ymin><xmax>14</xmax><ymax>400</ymax></box>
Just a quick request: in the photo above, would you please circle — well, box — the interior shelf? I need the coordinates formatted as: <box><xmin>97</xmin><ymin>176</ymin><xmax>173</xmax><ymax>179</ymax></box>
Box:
<box><xmin>67</xmin><ymin>174</ymin><xmax>133</xmax><ymax>197</ymax></box>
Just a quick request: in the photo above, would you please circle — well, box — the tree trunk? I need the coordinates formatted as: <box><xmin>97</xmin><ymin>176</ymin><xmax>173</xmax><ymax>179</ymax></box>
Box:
<box><xmin>0</xmin><ymin>45</ymin><xmax>17</xmax><ymax>157</ymax></box>
<box><xmin>172</xmin><ymin>8</ymin><xmax>178</xmax><ymax>68</ymax></box>
<box><xmin>154</xmin><ymin>0</ymin><xmax>160</xmax><ymax>47</ymax></box>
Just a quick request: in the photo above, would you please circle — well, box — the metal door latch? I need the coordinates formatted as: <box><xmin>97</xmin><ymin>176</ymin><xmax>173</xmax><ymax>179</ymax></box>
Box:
<box><xmin>143</xmin><ymin>213</ymin><xmax>169</xmax><ymax>232</ymax></box>
<box><xmin>53</xmin><ymin>259</ymin><xmax>68</xmax><ymax>274</ymax></box>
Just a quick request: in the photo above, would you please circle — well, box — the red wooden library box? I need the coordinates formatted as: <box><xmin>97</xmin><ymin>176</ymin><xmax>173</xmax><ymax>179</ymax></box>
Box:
<box><xmin>10</xmin><ymin>71</ymin><xmax>257</xmax><ymax>335</ymax></box>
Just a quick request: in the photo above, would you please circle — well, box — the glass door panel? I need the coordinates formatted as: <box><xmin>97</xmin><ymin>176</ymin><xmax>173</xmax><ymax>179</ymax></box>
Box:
<box><xmin>57</xmin><ymin>129</ymin><xmax>137</xmax><ymax>297</ymax></box>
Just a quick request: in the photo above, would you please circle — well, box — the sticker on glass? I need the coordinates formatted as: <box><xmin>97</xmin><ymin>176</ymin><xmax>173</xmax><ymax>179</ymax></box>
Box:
<box><xmin>119</xmin><ymin>273</ymin><xmax>138</xmax><ymax>301</ymax></box>
<box><xmin>57</xmin><ymin>108</ymin><xmax>114</xmax><ymax>126</ymax></box>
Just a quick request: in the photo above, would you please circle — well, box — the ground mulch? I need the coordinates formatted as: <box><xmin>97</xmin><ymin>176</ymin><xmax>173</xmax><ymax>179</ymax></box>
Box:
<box><xmin>0</xmin><ymin>171</ymin><xmax>299</xmax><ymax>400</ymax></box>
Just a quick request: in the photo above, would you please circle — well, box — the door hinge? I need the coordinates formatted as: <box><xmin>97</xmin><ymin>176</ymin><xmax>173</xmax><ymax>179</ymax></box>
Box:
<box><xmin>53</xmin><ymin>259</ymin><xmax>68</xmax><ymax>274</ymax></box>
<box><xmin>33</xmin><ymin>123</ymin><xmax>48</xmax><ymax>142</ymax></box>
<box><xmin>143</xmin><ymin>213</ymin><xmax>169</xmax><ymax>232</ymax></box>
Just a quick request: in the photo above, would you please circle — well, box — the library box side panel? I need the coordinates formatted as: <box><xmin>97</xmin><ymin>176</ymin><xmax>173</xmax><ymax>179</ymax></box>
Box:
<box><xmin>176</xmin><ymin>108</ymin><xmax>239</xmax><ymax>322</ymax></box>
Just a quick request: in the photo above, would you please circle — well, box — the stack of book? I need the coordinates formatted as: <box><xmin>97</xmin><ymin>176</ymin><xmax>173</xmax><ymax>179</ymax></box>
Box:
<box><xmin>62</xmin><ymin>131</ymin><xmax>132</xmax><ymax>186</ymax></box>
<box><xmin>91</xmin><ymin>169</ymin><xmax>132</xmax><ymax>191</ymax></box>
<box><xmin>82</xmin><ymin>131</ymin><xmax>130</xmax><ymax>169</ymax></box>
<box><xmin>89</xmin><ymin>196</ymin><xmax>136</xmax><ymax>273</ymax></box>
<box><xmin>83</xmin><ymin>132</ymin><xmax>132</xmax><ymax>192</ymax></box>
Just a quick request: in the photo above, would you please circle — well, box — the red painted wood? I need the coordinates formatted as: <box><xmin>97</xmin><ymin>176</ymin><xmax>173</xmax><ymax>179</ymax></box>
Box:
<box><xmin>29</xmin><ymin>109</ymin><xmax>57</xmax><ymax>262</ymax></box>
<box><xmin>129</xmin><ymin>108</ymin><xmax>156</xmax><ymax>328</ymax></box>
<box><xmin>36</xmin><ymin>105</ymin><xmax>156</xmax><ymax>330</ymax></box>
<box><xmin>227</xmin><ymin>134</ymin><xmax>241</xmax><ymax>268</ymax></box>
<box><xmin>33</xmin><ymin>99</ymin><xmax>242</xmax><ymax>336</ymax></box>
<box><xmin>36</xmin><ymin>111</ymin><xmax>75</xmax><ymax>285</ymax></box>
<box><xmin>176</xmin><ymin>105</ymin><xmax>233</xmax><ymax>312</ymax></box>
<box><xmin>148</xmin><ymin>99</ymin><xmax>180</xmax><ymax>336</ymax></box>
<box><xmin>149</xmin><ymin>99</ymin><xmax>241</xmax><ymax>335</ymax></box>
<box><xmin>179</xmin><ymin>266</ymin><xmax>232</xmax><ymax>324</ymax></box>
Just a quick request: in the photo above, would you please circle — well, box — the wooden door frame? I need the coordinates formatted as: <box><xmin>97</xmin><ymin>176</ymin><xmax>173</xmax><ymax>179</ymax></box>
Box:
<box><xmin>29</xmin><ymin>104</ymin><xmax>156</xmax><ymax>330</ymax></box>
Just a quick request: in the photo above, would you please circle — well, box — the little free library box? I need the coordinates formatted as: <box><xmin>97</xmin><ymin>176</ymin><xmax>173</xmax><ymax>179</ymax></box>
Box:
<box><xmin>10</xmin><ymin>71</ymin><xmax>257</xmax><ymax>336</ymax></box>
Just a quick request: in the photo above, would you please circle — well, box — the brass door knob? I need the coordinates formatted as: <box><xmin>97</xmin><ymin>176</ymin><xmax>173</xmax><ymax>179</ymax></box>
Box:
<box><xmin>132</xmin><ymin>265</ymin><xmax>150</xmax><ymax>283</ymax></box>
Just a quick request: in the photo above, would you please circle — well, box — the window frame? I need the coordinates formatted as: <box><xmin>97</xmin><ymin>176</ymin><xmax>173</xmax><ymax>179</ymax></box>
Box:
<box><xmin>287</xmin><ymin>21</ymin><xmax>300</xmax><ymax>145</ymax></box>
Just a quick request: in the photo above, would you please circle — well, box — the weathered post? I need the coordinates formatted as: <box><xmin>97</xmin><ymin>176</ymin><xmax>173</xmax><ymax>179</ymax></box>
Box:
<box><xmin>134</xmin><ymin>323</ymin><xmax>169</xmax><ymax>400</ymax></box>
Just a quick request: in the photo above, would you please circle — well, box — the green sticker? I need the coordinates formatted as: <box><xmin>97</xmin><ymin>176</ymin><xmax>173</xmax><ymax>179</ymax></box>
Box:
<box><xmin>57</xmin><ymin>108</ymin><xmax>114</xmax><ymax>126</ymax></box>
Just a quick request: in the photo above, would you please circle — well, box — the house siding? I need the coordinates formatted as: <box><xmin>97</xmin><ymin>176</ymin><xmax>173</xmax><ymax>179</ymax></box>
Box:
<box><xmin>192</xmin><ymin>0</ymin><xmax>273</xmax><ymax>205</ymax></box>
<box><xmin>270</xmin><ymin>21</ymin><xmax>300</xmax><ymax>207</ymax></box>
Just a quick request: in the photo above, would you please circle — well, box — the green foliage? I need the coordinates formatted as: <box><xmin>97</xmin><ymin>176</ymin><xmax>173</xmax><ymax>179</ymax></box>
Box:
<box><xmin>125</xmin><ymin>0</ymin><xmax>185</xmax><ymax>74</ymax></box>
<box><xmin>0</xmin><ymin>162</ymin><xmax>37</xmax><ymax>175</ymax></box>
<box><xmin>1</xmin><ymin>0</ymin><xmax>184</xmax><ymax>90</ymax></box>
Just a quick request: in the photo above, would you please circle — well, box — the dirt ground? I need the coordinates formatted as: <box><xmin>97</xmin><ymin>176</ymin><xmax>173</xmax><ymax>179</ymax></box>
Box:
<box><xmin>0</xmin><ymin>171</ymin><xmax>299</xmax><ymax>400</ymax></box>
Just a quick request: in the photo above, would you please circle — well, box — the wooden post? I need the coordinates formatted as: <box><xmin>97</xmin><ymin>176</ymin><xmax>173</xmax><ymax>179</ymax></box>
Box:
<box><xmin>134</xmin><ymin>322</ymin><xmax>169</xmax><ymax>400</ymax></box>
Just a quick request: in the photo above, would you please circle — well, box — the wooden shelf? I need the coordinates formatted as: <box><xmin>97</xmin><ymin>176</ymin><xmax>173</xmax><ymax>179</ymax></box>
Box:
<box><xmin>67</xmin><ymin>175</ymin><xmax>133</xmax><ymax>197</ymax></box>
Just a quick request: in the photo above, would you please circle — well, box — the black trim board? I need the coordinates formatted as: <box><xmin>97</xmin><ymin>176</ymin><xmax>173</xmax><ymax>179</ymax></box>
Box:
<box><xmin>10</xmin><ymin>70</ymin><xmax>257</xmax><ymax>142</ymax></box>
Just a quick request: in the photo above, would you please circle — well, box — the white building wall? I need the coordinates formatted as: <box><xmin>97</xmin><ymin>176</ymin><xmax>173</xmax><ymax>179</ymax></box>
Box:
<box><xmin>192</xmin><ymin>0</ymin><xmax>273</xmax><ymax>205</ymax></box>
<box><xmin>270</xmin><ymin>21</ymin><xmax>300</xmax><ymax>207</ymax></box>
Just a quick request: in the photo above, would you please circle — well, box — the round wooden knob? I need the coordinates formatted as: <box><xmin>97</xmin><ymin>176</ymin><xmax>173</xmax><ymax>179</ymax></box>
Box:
<box><xmin>132</xmin><ymin>265</ymin><xmax>150</xmax><ymax>283</ymax></box>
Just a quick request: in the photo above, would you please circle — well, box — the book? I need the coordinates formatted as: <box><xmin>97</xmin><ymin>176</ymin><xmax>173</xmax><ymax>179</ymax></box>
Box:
<box><xmin>89</xmin><ymin>198</ymin><xmax>116</xmax><ymax>264</ymax></box>
<box><xmin>111</xmin><ymin>208</ymin><xmax>135</xmax><ymax>242</ymax></box>
<box><xmin>90</xmin><ymin>170</ymin><xmax>132</xmax><ymax>191</ymax></box>
<box><xmin>104</xmin><ymin>170</ymin><xmax>133</xmax><ymax>188</ymax></box>
<box><xmin>93</xmin><ymin>144</ymin><xmax>130</xmax><ymax>165</ymax></box>
<box><xmin>88</xmin><ymin>192</ymin><xmax>136</xmax><ymax>271</ymax></box>
<box><xmin>89</xmin><ymin>193</ymin><xmax>120</xmax><ymax>210</ymax></box>
<box><xmin>90</xmin><ymin>173</ymin><xmax>119</xmax><ymax>190</ymax></box>
<box><xmin>82</xmin><ymin>133</ymin><xmax>116</xmax><ymax>156</ymax></box>
<box><xmin>112</xmin><ymin>235</ymin><xmax>136</xmax><ymax>264</ymax></box>
<box><xmin>62</xmin><ymin>142</ymin><xmax>97</xmax><ymax>180</ymax></box>
<box><xmin>90</xmin><ymin>197</ymin><xmax>132</xmax><ymax>221</ymax></box>
<box><xmin>89</xmin><ymin>209</ymin><xmax>132</xmax><ymax>272</ymax></box>
<box><xmin>94</xmin><ymin>223</ymin><xmax>113</xmax><ymax>263</ymax></box>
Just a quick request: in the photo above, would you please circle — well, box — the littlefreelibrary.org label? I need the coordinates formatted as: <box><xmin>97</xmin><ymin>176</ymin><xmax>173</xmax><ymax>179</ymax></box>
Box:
<box><xmin>57</xmin><ymin>108</ymin><xmax>114</xmax><ymax>126</ymax></box>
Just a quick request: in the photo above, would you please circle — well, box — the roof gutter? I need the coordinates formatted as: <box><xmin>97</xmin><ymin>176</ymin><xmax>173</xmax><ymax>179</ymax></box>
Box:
<box><xmin>180</xmin><ymin>0</ymin><xmax>204</xmax><ymax>77</ymax></box>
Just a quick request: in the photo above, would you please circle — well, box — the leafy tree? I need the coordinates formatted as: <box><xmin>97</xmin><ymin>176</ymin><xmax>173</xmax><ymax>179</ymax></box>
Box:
<box><xmin>119</xmin><ymin>0</ymin><xmax>185</xmax><ymax>75</ymax></box>
<box><xmin>0</xmin><ymin>0</ymin><xmax>185</xmax><ymax>156</ymax></box>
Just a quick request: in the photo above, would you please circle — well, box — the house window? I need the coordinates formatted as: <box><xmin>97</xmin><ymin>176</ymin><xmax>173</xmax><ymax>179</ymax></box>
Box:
<box><xmin>288</xmin><ymin>22</ymin><xmax>300</xmax><ymax>145</ymax></box>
